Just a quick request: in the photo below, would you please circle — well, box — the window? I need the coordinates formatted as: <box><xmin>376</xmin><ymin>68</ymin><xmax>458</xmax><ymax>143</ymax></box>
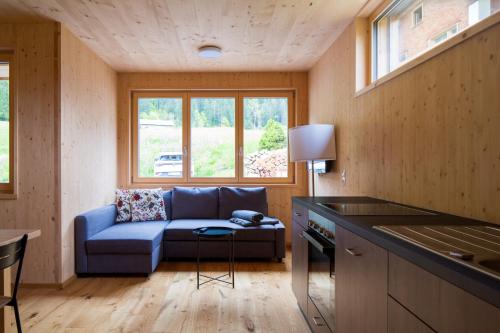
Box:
<box><xmin>190</xmin><ymin>95</ymin><xmax>236</xmax><ymax>179</ymax></box>
<box><xmin>132</xmin><ymin>91</ymin><xmax>294</xmax><ymax>184</ymax></box>
<box><xmin>429</xmin><ymin>24</ymin><xmax>459</xmax><ymax>46</ymax></box>
<box><xmin>412</xmin><ymin>5</ymin><xmax>423</xmax><ymax>26</ymax></box>
<box><xmin>135</xmin><ymin>93</ymin><xmax>186</xmax><ymax>179</ymax></box>
<box><xmin>372</xmin><ymin>0</ymin><xmax>499</xmax><ymax>80</ymax></box>
<box><xmin>0</xmin><ymin>53</ymin><xmax>14</xmax><ymax>194</ymax></box>
<box><xmin>242</xmin><ymin>95</ymin><xmax>289</xmax><ymax>178</ymax></box>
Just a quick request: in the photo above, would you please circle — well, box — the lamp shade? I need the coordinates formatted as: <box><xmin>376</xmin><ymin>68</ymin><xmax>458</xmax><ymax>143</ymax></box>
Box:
<box><xmin>288</xmin><ymin>124</ymin><xmax>336</xmax><ymax>162</ymax></box>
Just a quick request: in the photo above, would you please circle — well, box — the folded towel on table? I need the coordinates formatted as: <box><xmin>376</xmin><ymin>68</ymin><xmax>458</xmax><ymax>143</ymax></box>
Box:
<box><xmin>232</xmin><ymin>210</ymin><xmax>264</xmax><ymax>222</ymax></box>
<box><xmin>229</xmin><ymin>216</ymin><xmax>280</xmax><ymax>227</ymax></box>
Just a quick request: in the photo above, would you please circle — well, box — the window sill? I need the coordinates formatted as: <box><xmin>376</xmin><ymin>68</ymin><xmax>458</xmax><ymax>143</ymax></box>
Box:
<box><xmin>355</xmin><ymin>11</ymin><xmax>500</xmax><ymax>98</ymax></box>
<box><xmin>125</xmin><ymin>181</ymin><xmax>298</xmax><ymax>189</ymax></box>
<box><xmin>0</xmin><ymin>192</ymin><xmax>17</xmax><ymax>200</ymax></box>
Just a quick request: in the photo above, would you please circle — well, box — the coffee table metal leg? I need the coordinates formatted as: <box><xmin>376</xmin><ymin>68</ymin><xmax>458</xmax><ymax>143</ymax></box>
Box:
<box><xmin>232</xmin><ymin>233</ymin><xmax>235</xmax><ymax>288</ymax></box>
<box><xmin>228</xmin><ymin>236</ymin><xmax>231</xmax><ymax>277</ymax></box>
<box><xmin>197</xmin><ymin>235</ymin><xmax>200</xmax><ymax>290</ymax></box>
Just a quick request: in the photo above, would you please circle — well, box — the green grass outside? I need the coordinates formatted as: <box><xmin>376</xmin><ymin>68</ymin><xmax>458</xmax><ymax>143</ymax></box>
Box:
<box><xmin>0</xmin><ymin>121</ymin><xmax>9</xmax><ymax>183</ymax></box>
<box><xmin>139</xmin><ymin>126</ymin><xmax>266</xmax><ymax>178</ymax></box>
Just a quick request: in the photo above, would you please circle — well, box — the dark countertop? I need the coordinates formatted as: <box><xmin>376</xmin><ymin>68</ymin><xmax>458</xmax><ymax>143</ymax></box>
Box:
<box><xmin>292</xmin><ymin>196</ymin><xmax>500</xmax><ymax>308</ymax></box>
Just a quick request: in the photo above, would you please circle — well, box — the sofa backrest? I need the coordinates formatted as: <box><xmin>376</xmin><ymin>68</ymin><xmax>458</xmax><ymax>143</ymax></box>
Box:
<box><xmin>162</xmin><ymin>190</ymin><xmax>173</xmax><ymax>220</ymax></box>
<box><xmin>171</xmin><ymin>187</ymin><xmax>219</xmax><ymax>219</ymax></box>
<box><xmin>167</xmin><ymin>186</ymin><xmax>268</xmax><ymax>220</ymax></box>
<box><xmin>218</xmin><ymin>187</ymin><xmax>268</xmax><ymax>219</ymax></box>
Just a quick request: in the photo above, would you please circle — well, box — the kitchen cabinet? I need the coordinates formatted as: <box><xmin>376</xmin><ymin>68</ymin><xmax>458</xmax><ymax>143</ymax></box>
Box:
<box><xmin>335</xmin><ymin>225</ymin><xmax>388</xmax><ymax>333</ymax></box>
<box><xmin>292</xmin><ymin>198</ymin><xmax>500</xmax><ymax>333</ymax></box>
<box><xmin>292</xmin><ymin>218</ymin><xmax>308</xmax><ymax>314</ymax></box>
<box><xmin>389</xmin><ymin>253</ymin><xmax>500</xmax><ymax>333</ymax></box>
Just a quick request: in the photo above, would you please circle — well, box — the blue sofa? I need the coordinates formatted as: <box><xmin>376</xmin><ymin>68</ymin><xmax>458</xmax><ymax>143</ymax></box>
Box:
<box><xmin>75</xmin><ymin>187</ymin><xmax>286</xmax><ymax>275</ymax></box>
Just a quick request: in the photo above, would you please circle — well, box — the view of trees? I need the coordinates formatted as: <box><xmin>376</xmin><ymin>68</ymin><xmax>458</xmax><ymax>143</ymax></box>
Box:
<box><xmin>138</xmin><ymin>98</ymin><xmax>182</xmax><ymax>126</ymax></box>
<box><xmin>259</xmin><ymin>119</ymin><xmax>287</xmax><ymax>151</ymax></box>
<box><xmin>0</xmin><ymin>80</ymin><xmax>9</xmax><ymax>183</ymax></box>
<box><xmin>0</xmin><ymin>80</ymin><xmax>9</xmax><ymax>121</ymax></box>
<box><xmin>243</xmin><ymin>97</ymin><xmax>287</xmax><ymax>129</ymax></box>
<box><xmin>191</xmin><ymin>98</ymin><xmax>235</xmax><ymax>128</ymax></box>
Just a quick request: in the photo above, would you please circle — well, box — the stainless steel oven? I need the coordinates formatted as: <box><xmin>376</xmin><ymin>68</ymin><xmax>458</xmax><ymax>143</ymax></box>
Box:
<box><xmin>303</xmin><ymin>213</ymin><xmax>336</xmax><ymax>332</ymax></box>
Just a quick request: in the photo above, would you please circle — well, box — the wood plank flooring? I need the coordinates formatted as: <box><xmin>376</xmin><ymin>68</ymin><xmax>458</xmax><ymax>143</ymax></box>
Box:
<box><xmin>17</xmin><ymin>254</ymin><xmax>310</xmax><ymax>333</ymax></box>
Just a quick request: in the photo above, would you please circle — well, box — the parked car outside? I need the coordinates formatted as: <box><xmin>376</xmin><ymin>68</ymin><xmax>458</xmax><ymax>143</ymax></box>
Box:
<box><xmin>153</xmin><ymin>152</ymin><xmax>182</xmax><ymax>177</ymax></box>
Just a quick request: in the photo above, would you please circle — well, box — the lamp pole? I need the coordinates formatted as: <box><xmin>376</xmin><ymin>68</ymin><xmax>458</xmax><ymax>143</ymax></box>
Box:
<box><xmin>311</xmin><ymin>160</ymin><xmax>315</xmax><ymax>197</ymax></box>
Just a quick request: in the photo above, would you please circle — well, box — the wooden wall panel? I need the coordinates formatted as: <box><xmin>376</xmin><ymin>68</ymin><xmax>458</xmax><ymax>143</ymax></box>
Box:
<box><xmin>309</xmin><ymin>20</ymin><xmax>500</xmax><ymax>224</ymax></box>
<box><xmin>117</xmin><ymin>72</ymin><xmax>309</xmax><ymax>243</ymax></box>
<box><xmin>0</xmin><ymin>23</ymin><xmax>60</xmax><ymax>283</ymax></box>
<box><xmin>60</xmin><ymin>26</ymin><xmax>117</xmax><ymax>282</ymax></box>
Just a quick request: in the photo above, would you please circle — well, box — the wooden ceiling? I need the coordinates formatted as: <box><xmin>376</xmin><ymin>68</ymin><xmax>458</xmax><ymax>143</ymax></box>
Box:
<box><xmin>0</xmin><ymin>0</ymin><xmax>368</xmax><ymax>72</ymax></box>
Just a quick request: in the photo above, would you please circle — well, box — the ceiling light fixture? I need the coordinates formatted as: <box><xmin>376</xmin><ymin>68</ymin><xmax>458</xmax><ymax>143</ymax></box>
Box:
<box><xmin>198</xmin><ymin>45</ymin><xmax>222</xmax><ymax>59</ymax></box>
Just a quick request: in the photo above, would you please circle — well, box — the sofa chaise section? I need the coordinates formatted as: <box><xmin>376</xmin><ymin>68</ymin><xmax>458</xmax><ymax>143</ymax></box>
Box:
<box><xmin>75</xmin><ymin>205</ymin><xmax>168</xmax><ymax>274</ymax></box>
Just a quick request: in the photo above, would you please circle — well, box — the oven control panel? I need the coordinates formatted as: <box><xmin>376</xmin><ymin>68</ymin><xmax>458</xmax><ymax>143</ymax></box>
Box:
<box><xmin>308</xmin><ymin>210</ymin><xmax>336</xmax><ymax>243</ymax></box>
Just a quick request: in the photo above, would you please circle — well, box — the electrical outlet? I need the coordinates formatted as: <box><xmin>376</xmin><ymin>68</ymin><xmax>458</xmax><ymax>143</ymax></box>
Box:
<box><xmin>341</xmin><ymin>169</ymin><xmax>347</xmax><ymax>184</ymax></box>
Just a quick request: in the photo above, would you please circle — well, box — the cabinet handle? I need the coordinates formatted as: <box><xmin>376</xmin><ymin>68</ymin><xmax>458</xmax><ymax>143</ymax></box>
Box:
<box><xmin>345</xmin><ymin>248</ymin><xmax>362</xmax><ymax>256</ymax></box>
<box><xmin>294</xmin><ymin>212</ymin><xmax>302</xmax><ymax>217</ymax></box>
<box><xmin>312</xmin><ymin>316</ymin><xmax>325</xmax><ymax>326</ymax></box>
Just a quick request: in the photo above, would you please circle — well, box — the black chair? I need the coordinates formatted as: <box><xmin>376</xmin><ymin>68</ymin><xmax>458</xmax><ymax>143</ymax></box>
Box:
<box><xmin>0</xmin><ymin>234</ymin><xmax>28</xmax><ymax>333</ymax></box>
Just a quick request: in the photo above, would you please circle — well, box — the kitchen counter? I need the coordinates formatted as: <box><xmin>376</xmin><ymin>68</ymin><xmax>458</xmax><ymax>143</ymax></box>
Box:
<box><xmin>292</xmin><ymin>196</ymin><xmax>500</xmax><ymax>308</ymax></box>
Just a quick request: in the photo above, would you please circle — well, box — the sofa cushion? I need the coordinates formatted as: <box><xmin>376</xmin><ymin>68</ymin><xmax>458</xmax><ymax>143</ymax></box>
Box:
<box><xmin>163</xmin><ymin>219</ymin><xmax>283</xmax><ymax>241</ymax></box>
<box><xmin>219</xmin><ymin>187</ymin><xmax>268</xmax><ymax>219</ymax></box>
<box><xmin>86</xmin><ymin>221</ymin><xmax>168</xmax><ymax>254</ymax></box>
<box><xmin>130</xmin><ymin>189</ymin><xmax>167</xmax><ymax>222</ymax></box>
<box><xmin>115</xmin><ymin>189</ymin><xmax>132</xmax><ymax>222</ymax></box>
<box><xmin>171</xmin><ymin>187</ymin><xmax>219</xmax><ymax>219</ymax></box>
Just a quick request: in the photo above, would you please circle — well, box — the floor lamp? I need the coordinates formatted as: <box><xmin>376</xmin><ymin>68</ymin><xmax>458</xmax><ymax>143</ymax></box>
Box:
<box><xmin>289</xmin><ymin>124</ymin><xmax>336</xmax><ymax>197</ymax></box>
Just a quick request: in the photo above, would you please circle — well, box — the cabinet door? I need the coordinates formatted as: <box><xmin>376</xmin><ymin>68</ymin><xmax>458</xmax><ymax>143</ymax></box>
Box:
<box><xmin>388</xmin><ymin>296</ymin><xmax>434</xmax><ymax>333</ymax></box>
<box><xmin>335</xmin><ymin>226</ymin><xmax>388</xmax><ymax>333</ymax></box>
<box><xmin>389</xmin><ymin>253</ymin><xmax>500</xmax><ymax>333</ymax></box>
<box><xmin>307</xmin><ymin>297</ymin><xmax>333</xmax><ymax>333</ymax></box>
<box><xmin>292</xmin><ymin>219</ymin><xmax>308</xmax><ymax>313</ymax></box>
<box><xmin>292</xmin><ymin>203</ymin><xmax>308</xmax><ymax>228</ymax></box>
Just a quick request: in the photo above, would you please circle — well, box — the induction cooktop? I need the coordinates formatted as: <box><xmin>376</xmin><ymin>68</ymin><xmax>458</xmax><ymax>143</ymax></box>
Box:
<box><xmin>318</xmin><ymin>202</ymin><xmax>436</xmax><ymax>216</ymax></box>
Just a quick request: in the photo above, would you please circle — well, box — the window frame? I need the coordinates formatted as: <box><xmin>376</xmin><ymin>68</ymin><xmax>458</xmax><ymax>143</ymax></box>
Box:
<box><xmin>238</xmin><ymin>90</ymin><xmax>294</xmax><ymax>184</ymax></box>
<box><xmin>412</xmin><ymin>4</ymin><xmax>423</xmax><ymax>27</ymax></box>
<box><xmin>131</xmin><ymin>91</ymin><xmax>189</xmax><ymax>184</ymax></box>
<box><xmin>131</xmin><ymin>90</ymin><xmax>295</xmax><ymax>185</ymax></box>
<box><xmin>371</xmin><ymin>0</ymin><xmax>401</xmax><ymax>81</ymax></box>
<box><xmin>0</xmin><ymin>52</ymin><xmax>16</xmax><ymax>195</ymax></box>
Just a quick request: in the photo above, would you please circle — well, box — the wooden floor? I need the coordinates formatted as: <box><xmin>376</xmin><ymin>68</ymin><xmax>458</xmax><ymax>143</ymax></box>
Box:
<box><xmin>17</xmin><ymin>253</ymin><xmax>310</xmax><ymax>333</ymax></box>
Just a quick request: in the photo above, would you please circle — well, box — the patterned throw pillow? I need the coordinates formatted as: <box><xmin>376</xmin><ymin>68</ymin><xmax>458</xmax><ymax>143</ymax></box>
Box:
<box><xmin>130</xmin><ymin>188</ymin><xmax>167</xmax><ymax>222</ymax></box>
<box><xmin>116</xmin><ymin>189</ymin><xmax>132</xmax><ymax>222</ymax></box>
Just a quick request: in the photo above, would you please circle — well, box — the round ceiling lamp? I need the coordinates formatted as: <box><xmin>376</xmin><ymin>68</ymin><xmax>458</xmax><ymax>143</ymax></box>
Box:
<box><xmin>198</xmin><ymin>45</ymin><xmax>222</xmax><ymax>58</ymax></box>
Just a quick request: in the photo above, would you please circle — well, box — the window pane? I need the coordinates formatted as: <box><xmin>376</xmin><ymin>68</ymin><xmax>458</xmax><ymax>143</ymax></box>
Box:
<box><xmin>243</xmin><ymin>97</ymin><xmax>288</xmax><ymax>178</ymax></box>
<box><xmin>0</xmin><ymin>63</ymin><xmax>9</xmax><ymax>183</ymax></box>
<box><xmin>374</xmin><ymin>0</ymin><xmax>500</xmax><ymax>79</ymax></box>
<box><xmin>190</xmin><ymin>97</ymin><xmax>235</xmax><ymax>178</ymax></box>
<box><xmin>138</xmin><ymin>97</ymin><xmax>183</xmax><ymax>178</ymax></box>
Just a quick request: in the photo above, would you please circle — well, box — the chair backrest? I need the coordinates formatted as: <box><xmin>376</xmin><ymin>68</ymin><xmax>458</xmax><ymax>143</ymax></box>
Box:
<box><xmin>0</xmin><ymin>235</ymin><xmax>27</xmax><ymax>270</ymax></box>
<box><xmin>0</xmin><ymin>234</ymin><xmax>28</xmax><ymax>299</ymax></box>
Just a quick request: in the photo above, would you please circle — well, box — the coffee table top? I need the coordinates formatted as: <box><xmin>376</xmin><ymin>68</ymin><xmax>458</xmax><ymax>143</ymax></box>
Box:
<box><xmin>193</xmin><ymin>227</ymin><xmax>235</xmax><ymax>238</ymax></box>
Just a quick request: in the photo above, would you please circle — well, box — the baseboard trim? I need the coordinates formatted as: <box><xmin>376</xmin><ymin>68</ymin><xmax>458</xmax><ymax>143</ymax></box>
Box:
<box><xmin>20</xmin><ymin>274</ymin><xmax>77</xmax><ymax>290</ymax></box>
<box><xmin>61</xmin><ymin>274</ymin><xmax>77</xmax><ymax>288</ymax></box>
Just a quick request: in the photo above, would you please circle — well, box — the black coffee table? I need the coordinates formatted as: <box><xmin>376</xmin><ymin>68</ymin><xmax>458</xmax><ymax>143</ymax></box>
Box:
<box><xmin>193</xmin><ymin>227</ymin><xmax>236</xmax><ymax>289</ymax></box>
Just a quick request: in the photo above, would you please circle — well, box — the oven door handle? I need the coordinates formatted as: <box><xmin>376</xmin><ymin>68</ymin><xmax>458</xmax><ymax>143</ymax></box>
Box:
<box><xmin>302</xmin><ymin>230</ymin><xmax>334</xmax><ymax>254</ymax></box>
